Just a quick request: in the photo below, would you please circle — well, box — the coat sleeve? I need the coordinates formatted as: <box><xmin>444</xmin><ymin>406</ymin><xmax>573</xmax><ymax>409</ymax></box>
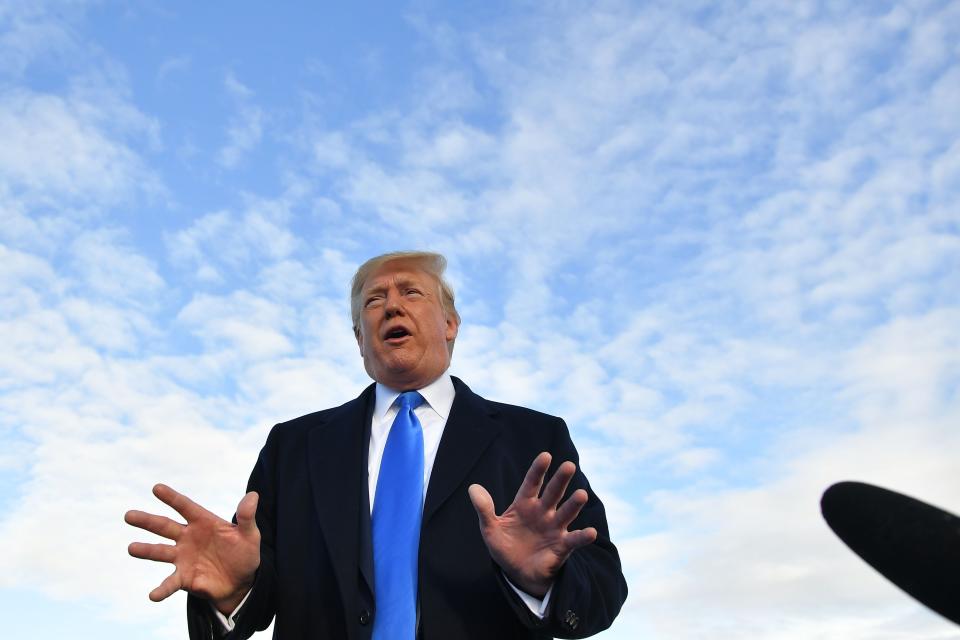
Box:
<box><xmin>495</xmin><ymin>417</ymin><xmax>629</xmax><ymax>639</ymax></box>
<box><xmin>186</xmin><ymin>426</ymin><xmax>282</xmax><ymax>640</ymax></box>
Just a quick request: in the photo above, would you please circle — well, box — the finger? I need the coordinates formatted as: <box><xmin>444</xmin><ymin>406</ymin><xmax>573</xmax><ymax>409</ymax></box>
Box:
<box><xmin>468</xmin><ymin>484</ymin><xmax>497</xmax><ymax>530</ymax></box>
<box><xmin>124</xmin><ymin>510</ymin><xmax>183</xmax><ymax>541</ymax></box>
<box><xmin>236</xmin><ymin>491</ymin><xmax>260</xmax><ymax>537</ymax></box>
<box><xmin>540</xmin><ymin>460</ymin><xmax>576</xmax><ymax>510</ymax></box>
<box><xmin>555</xmin><ymin>488</ymin><xmax>589</xmax><ymax>529</ymax></box>
<box><xmin>562</xmin><ymin>526</ymin><xmax>598</xmax><ymax>551</ymax></box>
<box><xmin>517</xmin><ymin>452</ymin><xmax>552</xmax><ymax>500</ymax></box>
<box><xmin>149</xmin><ymin>569</ymin><xmax>183</xmax><ymax>602</ymax></box>
<box><xmin>153</xmin><ymin>483</ymin><xmax>212</xmax><ymax>522</ymax></box>
<box><xmin>128</xmin><ymin>541</ymin><xmax>177</xmax><ymax>563</ymax></box>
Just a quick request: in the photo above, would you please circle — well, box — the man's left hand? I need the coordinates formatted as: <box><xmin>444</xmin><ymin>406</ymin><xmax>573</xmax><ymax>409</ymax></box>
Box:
<box><xmin>468</xmin><ymin>452</ymin><xmax>598</xmax><ymax>599</ymax></box>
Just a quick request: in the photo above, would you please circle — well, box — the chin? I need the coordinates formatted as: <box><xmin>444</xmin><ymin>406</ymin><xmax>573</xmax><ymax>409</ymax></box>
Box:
<box><xmin>372</xmin><ymin>359</ymin><xmax>418</xmax><ymax>385</ymax></box>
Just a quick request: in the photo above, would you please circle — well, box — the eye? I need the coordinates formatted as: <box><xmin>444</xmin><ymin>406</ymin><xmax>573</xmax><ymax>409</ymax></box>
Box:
<box><xmin>364</xmin><ymin>294</ymin><xmax>384</xmax><ymax>308</ymax></box>
<box><xmin>405</xmin><ymin>288</ymin><xmax>423</xmax><ymax>297</ymax></box>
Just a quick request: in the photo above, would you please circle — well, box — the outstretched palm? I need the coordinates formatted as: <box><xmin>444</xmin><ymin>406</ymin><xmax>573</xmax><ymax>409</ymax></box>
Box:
<box><xmin>469</xmin><ymin>452</ymin><xmax>597</xmax><ymax>598</ymax></box>
<box><xmin>125</xmin><ymin>484</ymin><xmax>261</xmax><ymax>614</ymax></box>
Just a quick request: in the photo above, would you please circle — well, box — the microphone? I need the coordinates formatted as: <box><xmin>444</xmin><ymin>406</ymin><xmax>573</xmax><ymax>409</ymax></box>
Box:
<box><xmin>821</xmin><ymin>481</ymin><xmax>960</xmax><ymax>626</ymax></box>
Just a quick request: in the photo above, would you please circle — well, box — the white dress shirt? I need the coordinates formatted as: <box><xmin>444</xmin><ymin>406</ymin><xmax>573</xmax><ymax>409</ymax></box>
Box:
<box><xmin>367</xmin><ymin>373</ymin><xmax>454</xmax><ymax>510</ymax></box>
<box><xmin>216</xmin><ymin>372</ymin><xmax>551</xmax><ymax>630</ymax></box>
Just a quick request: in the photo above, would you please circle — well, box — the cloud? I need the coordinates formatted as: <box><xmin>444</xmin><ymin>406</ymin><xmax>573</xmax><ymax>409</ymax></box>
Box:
<box><xmin>70</xmin><ymin>228</ymin><xmax>166</xmax><ymax>303</ymax></box>
<box><xmin>0</xmin><ymin>245</ymin><xmax>365</xmax><ymax>637</ymax></box>
<box><xmin>218</xmin><ymin>73</ymin><xmax>264</xmax><ymax>168</ymax></box>
<box><xmin>60</xmin><ymin>297</ymin><xmax>152</xmax><ymax>353</ymax></box>
<box><xmin>176</xmin><ymin>291</ymin><xmax>296</xmax><ymax>361</ymax></box>
<box><xmin>155</xmin><ymin>55</ymin><xmax>190</xmax><ymax>87</ymax></box>
<box><xmin>0</xmin><ymin>243</ymin><xmax>63</xmax><ymax>310</ymax></box>
<box><xmin>224</xmin><ymin>71</ymin><xmax>254</xmax><ymax>100</ymax></box>
<box><xmin>218</xmin><ymin>104</ymin><xmax>263</xmax><ymax>168</ymax></box>
<box><xmin>165</xmin><ymin>202</ymin><xmax>300</xmax><ymax>283</ymax></box>
<box><xmin>0</xmin><ymin>2</ymin><xmax>84</xmax><ymax>78</ymax></box>
<box><xmin>609</xmin><ymin>307</ymin><xmax>960</xmax><ymax>639</ymax></box>
<box><xmin>0</xmin><ymin>87</ymin><xmax>159</xmax><ymax>205</ymax></box>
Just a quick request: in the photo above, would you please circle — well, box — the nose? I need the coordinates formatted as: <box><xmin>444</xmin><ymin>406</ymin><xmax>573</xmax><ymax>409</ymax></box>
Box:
<box><xmin>384</xmin><ymin>289</ymin><xmax>405</xmax><ymax>318</ymax></box>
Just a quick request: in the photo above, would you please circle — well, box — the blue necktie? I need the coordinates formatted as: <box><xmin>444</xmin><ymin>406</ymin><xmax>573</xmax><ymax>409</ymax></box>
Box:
<box><xmin>372</xmin><ymin>391</ymin><xmax>425</xmax><ymax>640</ymax></box>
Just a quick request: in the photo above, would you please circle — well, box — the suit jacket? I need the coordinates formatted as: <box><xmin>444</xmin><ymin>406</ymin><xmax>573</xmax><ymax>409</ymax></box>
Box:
<box><xmin>188</xmin><ymin>377</ymin><xmax>627</xmax><ymax>639</ymax></box>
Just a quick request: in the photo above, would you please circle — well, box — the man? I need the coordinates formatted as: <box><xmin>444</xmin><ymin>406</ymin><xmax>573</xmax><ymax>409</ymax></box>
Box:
<box><xmin>126</xmin><ymin>251</ymin><xmax>627</xmax><ymax>639</ymax></box>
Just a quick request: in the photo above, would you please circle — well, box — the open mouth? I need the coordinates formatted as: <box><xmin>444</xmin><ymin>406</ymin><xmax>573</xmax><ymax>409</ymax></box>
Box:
<box><xmin>384</xmin><ymin>327</ymin><xmax>411</xmax><ymax>342</ymax></box>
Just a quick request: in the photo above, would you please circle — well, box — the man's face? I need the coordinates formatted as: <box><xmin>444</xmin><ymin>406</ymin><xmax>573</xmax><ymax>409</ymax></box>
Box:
<box><xmin>356</xmin><ymin>259</ymin><xmax>459</xmax><ymax>390</ymax></box>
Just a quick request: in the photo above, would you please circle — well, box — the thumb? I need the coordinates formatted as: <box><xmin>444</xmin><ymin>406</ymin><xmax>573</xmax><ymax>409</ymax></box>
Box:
<box><xmin>468</xmin><ymin>484</ymin><xmax>497</xmax><ymax>529</ymax></box>
<box><xmin>236</xmin><ymin>491</ymin><xmax>260</xmax><ymax>537</ymax></box>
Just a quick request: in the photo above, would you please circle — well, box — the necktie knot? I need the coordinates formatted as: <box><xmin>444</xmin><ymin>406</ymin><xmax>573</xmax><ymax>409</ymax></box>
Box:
<box><xmin>397</xmin><ymin>390</ymin><xmax>425</xmax><ymax>411</ymax></box>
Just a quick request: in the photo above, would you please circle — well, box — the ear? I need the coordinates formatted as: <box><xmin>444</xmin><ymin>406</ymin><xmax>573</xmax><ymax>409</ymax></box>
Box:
<box><xmin>445</xmin><ymin>313</ymin><xmax>459</xmax><ymax>343</ymax></box>
<box><xmin>355</xmin><ymin>327</ymin><xmax>365</xmax><ymax>356</ymax></box>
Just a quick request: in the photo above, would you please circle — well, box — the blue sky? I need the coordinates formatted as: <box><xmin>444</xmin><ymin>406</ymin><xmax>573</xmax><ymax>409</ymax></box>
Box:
<box><xmin>1</xmin><ymin>1</ymin><xmax>959</xmax><ymax>638</ymax></box>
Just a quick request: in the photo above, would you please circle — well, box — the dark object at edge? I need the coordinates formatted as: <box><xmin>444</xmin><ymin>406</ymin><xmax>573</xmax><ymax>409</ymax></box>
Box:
<box><xmin>821</xmin><ymin>481</ymin><xmax>960</xmax><ymax>626</ymax></box>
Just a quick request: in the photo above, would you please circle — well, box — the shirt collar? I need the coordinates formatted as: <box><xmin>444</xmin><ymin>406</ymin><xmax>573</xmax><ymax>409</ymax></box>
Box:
<box><xmin>374</xmin><ymin>372</ymin><xmax>455</xmax><ymax>421</ymax></box>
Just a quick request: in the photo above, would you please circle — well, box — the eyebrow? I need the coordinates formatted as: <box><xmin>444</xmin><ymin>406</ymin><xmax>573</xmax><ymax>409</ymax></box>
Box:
<box><xmin>363</xmin><ymin>275</ymin><xmax>428</xmax><ymax>295</ymax></box>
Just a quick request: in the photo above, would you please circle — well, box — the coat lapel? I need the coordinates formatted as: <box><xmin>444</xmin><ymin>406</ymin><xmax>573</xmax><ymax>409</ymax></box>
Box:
<box><xmin>306</xmin><ymin>384</ymin><xmax>375</xmax><ymax>622</ymax></box>
<box><xmin>423</xmin><ymin>377</ymin><xmax>502</xmax><ymax>524</ymax></box>
<box><xmin>304</xmin><ymin>377</ymin><xmax>500</xmax><ymax>608</ymax></box>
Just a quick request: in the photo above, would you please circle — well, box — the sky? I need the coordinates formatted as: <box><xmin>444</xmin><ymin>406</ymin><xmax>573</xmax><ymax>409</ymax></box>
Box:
<box><xmin>1</xmin><ymin>0</ymin><xmax>959</xmax><ymax>638</ymax></box>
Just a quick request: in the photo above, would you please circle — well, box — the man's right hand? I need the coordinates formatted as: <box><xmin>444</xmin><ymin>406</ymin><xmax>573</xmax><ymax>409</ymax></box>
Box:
<box><xmin>125</xmin><ymin>484</ymin><xmax>261</xmax><ymax>615</ymax></box>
